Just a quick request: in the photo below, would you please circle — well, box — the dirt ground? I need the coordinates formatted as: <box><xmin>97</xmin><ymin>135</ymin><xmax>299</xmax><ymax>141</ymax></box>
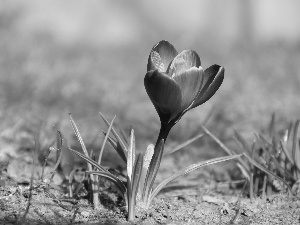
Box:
<box><xmin>0</xmin><ymin>157</ymin><xmax>299</xmax><ymax>225</ymax></box>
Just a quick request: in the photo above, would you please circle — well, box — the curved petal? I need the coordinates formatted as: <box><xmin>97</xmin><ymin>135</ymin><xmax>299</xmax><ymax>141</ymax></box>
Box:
<box><xmin>147</xmin><ymin>40</ymin><xmax>178</xmax><ymax>73</ymax></box>
<box><xmin>173</xmin><ymin>67</ymin><xmax>204</xmax><ymax>115</ymax></box>
<box><xmin>168</xmin><ymin>50</ymin><xmax>201</xmax><ymax>77</ymax></box>
<box><xmin>191</xmin><ymin>65</ymin><xmax>224</xmax><ymax>108</ymax></box>
<box><xmin>144</xmin><ymin>70</ymin><xmax>182</xmax><ymax>122</ymax></box>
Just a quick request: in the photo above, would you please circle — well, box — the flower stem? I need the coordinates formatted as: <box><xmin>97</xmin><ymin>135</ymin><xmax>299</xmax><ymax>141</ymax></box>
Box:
<box><xmin>155</xmin><ymin>122</ymin><xmax>173</xmax><ymax>148</ymax></box>
<box><xmin>142</xmin><ymin>122</ymin><xmax>174</xmax><ymax>207</ymax></box>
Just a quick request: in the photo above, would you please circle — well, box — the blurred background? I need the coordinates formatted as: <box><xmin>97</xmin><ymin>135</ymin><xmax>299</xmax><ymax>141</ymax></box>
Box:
<box><xmin>0</xmin><ymin>0</ymin><xmax>300</xmax><ymax>167</ymax></box>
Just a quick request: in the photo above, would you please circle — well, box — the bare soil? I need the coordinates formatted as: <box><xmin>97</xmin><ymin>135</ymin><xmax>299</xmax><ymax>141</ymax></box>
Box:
<box><xmin>1</xmin><ymin>159</ymin><xmax>299</xmax><ymax>225</ymax></box>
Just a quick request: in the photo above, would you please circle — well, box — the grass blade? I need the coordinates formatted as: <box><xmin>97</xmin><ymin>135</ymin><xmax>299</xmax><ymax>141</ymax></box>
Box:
<box><xmin>243</xmin><ymin>153</ymin><xmax>292</xmax><ymax>195</ymax></box>
<box><xmin>21</xmin><ymin>144</ymin><xmax>37</xmax><ymax>221</ymax></box>
<box><xmin>201</xmin><ymin>126</ymin><xmax>234</xmax><ymax>156</ymax></box>
<box><xmin>128</xmin><ymin>153</ymin><xmax>143</xmax><ymax>221</ymax></box>
<box><xmin>287</xmin><ymin>121</ymin><xmax>294</xmax><ymax>141</ymax></box>
<box><xmin>98</xmin><ymin>115</ymin><xmax>116</xmax><ymax>165</ymax></box>
<box><xmin>127</xmin><ymin>129</ymin><xmax>135</xmax><ymax>181</ymax></box>
<box><xmin>69</xmin><ymin>114</ymin><xmax>101</xmax><ymax>206</ymax></box>
<box><xmin>44</xmin><ymin>147</ymin><xmax>63</xmax><ymax>182</ymax></box>
<box><xmin>280</xmin><ymin>140</ymin><xmax>295</xmax><ymax>166</ymax></box>
<box><xmin>260</xmin><ymin>133</ymin><xmax>298</xmax><ymax>172</ymax></box>
<box><xmin>120</xmin><ymin>127</ymin><xmax>130</xmax><ymax>146</ymax></box>
<box><xmin>70</xmin><ymin>146</ymin><xmax>126</xmax><ymax>200</ymax></box>
<box><xmin>41</xmin><ymin>148</ymin><xmax>52</xmax><ymax>181</ymax></box>
<box><xmin>236</xmin><ymin>162</ymin><xmax>250</xmax><ymax>180</ymax></box>
<box><xmin>257</xmin><ymin>134</ymin><xmax>296</xmax><ymax>181</ymax></box>
<box><xmin>202</xmin><ymin>125</ymin><xmax>250</xmax><ymax>173</ymax></box>
<box><xmin>68</xmin><ymin>168</ymin><xmax>77</xmax><ymax>198</ymax></box>
<box><xmin>69</xmin><ymin>114</ymin><xmax>89</xmax><ymax>158</ymax></box>
<box><xmin>143</xmin><ymin>139</ymin><xmax>164</xmax><ymax>205</ymax></box>
<box><xmin>86</xmin><ymin>171</ymin><xmax>127</xmax><ymax>195</ymax></box>
<box><xmin>163</xmin><ymin>133</ymin><xmax>203</xmax><ymax>156</ymax></box>
<box><xmin>150</xmin><ymin>154</ymin><xmax>242</xmax><ymax>203</ymax></box>
<box><xmin>99</xmin><ymin>112</ymin><xmax>128</xmax><ymax>157</ymax></box>
<box><xmin>268</xmin><ymin>112</ymin><xmax>276</xmax><ymax>137</ymax></box>
<box><xmin>102</xmin><ymin>131</ymin><xmax>127</xmax><ymax>163</ymax></box>
<box><xmin>131</xmin><ymin>153</ymin><xmax>143</xmax><ymax>200</ymax></box>
<box><xmin>233</xmin><ymin>130</ymin><xmax>252</xmax><ymax>155</ymax></box>
<box><xmin>292</xmin><ymin>120</ymin><xmax>299</xmax><ymax>161</ymax></box>
<box><xmin>292</xmin><ymin>120</ymin><xmax>300</xmax><ymax>178</ymax></box>
<box><xmin>138</xmin><ymin>144</ymin><xmax>154</xmax><ymax>200</ymax></box>
<box><xmin>56</xmin><ymin>130</ymin><xmax>63</xmax><ymax>161</ymax></box>
<box><xmin>69</xmin><ymin>147</ymin><xmax>107</xmax><ymax>172</ymax></box>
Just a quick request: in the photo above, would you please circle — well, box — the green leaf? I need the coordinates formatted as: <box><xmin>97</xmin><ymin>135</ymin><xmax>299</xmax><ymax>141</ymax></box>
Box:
<box><xmin>142</xmin><ymin>139</ymin><xmax>164</xmax><ymax>204</ymax></box>
<box><xmin>138</xmin><ymin>144</ymin><xmax>154</xmax><ymax>199</ymax></box>
<box><xmin>102</xmin><ymin>131</ymin><xmax>127</xmax><ymax>163</ymax></box>
<box><xmin>143</xmin><ymin>144</ymin><xmax>155</xmax><ymax>170</ymax></box>
<box><xmin>233</xmin><ymin>130</ymin><xmax>252</xmax><ymax>156</ymax></box>
<box><xmin>98</xmin><ymin>115</ymin><xmax>116</xmax><ymax>165</ymax></box>
<box><xmin>120</xmin><ymin>127</ymin><xmax>130</xmax><ymax>146</ymax></box>
<box><xmin>86</xmin><ymin>171</ymin><xmax>127</xmax><ymax>195</ymax></box>
<box><xmin>292</xmin><ymin>120</ymin><xmax>300</xmax><ymax>169</ymax></box>
<box><xmin>69</xmin><ymin>147</ymin><xmax>107</xmax><ymax>172</ymax></box>
<box><xmin>236</xmin><ymin>162</ymin><xmax>250</xmax><ymax>180</ymax></box>
<box><xmin>68</xmin><ymin>168</ymin><xmax>77</xmax><ymax>198</ymax></box>
<box><xmin>126</xmin><ymin>154</ymin><xmax>143</xmax><ymax>221</ymax></box>
<box><xmin>287</xmin><ymin>122</ymin><xmax>294</xmax><ymax>141</ymax></box>
<box><xmin>268</xmin><ymin>112</ymin><xmax>276</xmax><ymax>137</ymax></box>
<box><xmin>56</xmin><ymin>130</ymin><xmax>63</xmax><ymax>161</ymax></box>
<box><xmin>149</xmin><ymin>154</ymin><xmax>242</xmax><ymax>204</ymax></box>
<box><xmin>99</xmin><ymin>112</ymin><xmax>127</xmax><ymax>159</ymax></box>
<box><xmin>132</xmin><ymin>154</ymin><xmax>143</xmax><ymax>192</ymax></box>
<box><xmin>243</xmin><ymin>153</ymin><xmax>292</xmax><ymax>195</ymax></box>
<box><xmin>202</xmin><ymin>125</ymin><xmax>250</xmax><ymax>174</ymax></box>
<box><xmin>127</xmin><ymin>129</ymin><xmax>136</xmax><ymax>181</ymax></box>
<box><xmin>69</xmin><ymin>114</ymin><xmax>89</xmax><ymax>158</ymax></box>
<box><xmin>201</xmin><ymin>126</ymin><xmax>234</xmax><ymax>156</ymax></box>
<box><xmin>256</xmin><ymin>133</ymin><xmax>295</xmax><ymax>181</ymax></box>
<box><xmin>69</xmin><ymin>114</ymin><xmax>98</xmax><ymax>200</ymax></box>
<box><xmin>130</xmin><ymin>154</ymin><xmax>143</xmax><ymax>210</ymax></box>
<box><xmin>164</xmin><ymin>133</ymin><xmax>203</xmax><ymax>156</ymax></box>
<box><xmin>44</xmin><ymin>146</ymin><xmax>63</xmax><ymax>182</ymax></box>
<box><xmin>280</xmin><ymin>141</ymin><xmax>295</xmax><ymax>167</ymax></box>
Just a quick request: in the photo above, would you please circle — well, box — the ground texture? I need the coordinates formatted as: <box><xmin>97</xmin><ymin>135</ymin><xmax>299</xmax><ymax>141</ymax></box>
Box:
<box><xmin>0</xmin><ymin>159</ymin><xmax>299</xmax><ymax>225</ymax></box>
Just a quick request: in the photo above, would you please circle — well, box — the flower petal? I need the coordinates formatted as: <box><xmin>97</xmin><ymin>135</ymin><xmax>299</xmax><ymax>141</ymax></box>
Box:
<box><xmin>144</xmin><ymin>70</ymin><xmax>182</xmax><ymax>122</ymax></box>
<box><xmin>191</xmin><ymin>65</ymin><xmax>224</xmax><ymax>108</ymax></box>
<box><xmin>168</xmin><ymin>50</ymin><xmax>201</xmax><ymax>77</ymax></box>
<box><xmin>147</xmin><ymin>40</ymin><xmax>178</xmax><ymax>73</ymax></box>
<box><xmin>173</xmin><ymin>67</ymin><xmax>204</xmax><ymax>114</ymax></box>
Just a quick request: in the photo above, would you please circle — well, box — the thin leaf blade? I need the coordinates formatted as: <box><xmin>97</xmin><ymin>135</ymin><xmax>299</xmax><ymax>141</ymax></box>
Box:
<box><xmin>99</xmin><ymin>112</ymin><xmax>128</xmax><ymax>157</ymax></box>
<box><xmin>243</xmin><ymin>153</ymin><xmax>292</xmax><ymax>194</ymax></box>
<box><xmin>69</xmin><ymin>147</ymin><xmax>107</xmax><ymax>172</ymax></box>
<box><xmin>150</xmin><ymin>154</ymin><xmax>242</xmax><ymax>203</ymax></box>
<box><xmin>102</xmin><ymin>131</ymin><xmax>127</xmax><ymax>163</ymax></box>
<box><xmin>69</xmin><ymin>114</ymin><xmax>89</xmax><ymax>158</ymax></box>
<box><xmin>163</xmin><ymin>133</ymin><xmax>203</xmax><ymax>156</ymax></box>
<box><xmin>86</xmin><ymin>171</ymin><xmax>127</xmax><ymax>195</ymax></box>
<box><xmin>138</xmin><ymin>144</ymin><xmax>154</xmax><ymax>199</ymax></box>
<box><xmin>234</xmin><ymin>130</ymin><xmax>252</xmax><ymax>155</ymax></box>
<box><xmin>127</xmin><ymin>129</ymin><xmax>135</xmax><ymax>181</ymax></box>
<box><xmin>202</xmin><ymin>125</ymin><xmax>251</xmax><ymax>173</ymax></box>
<box><xmin>143</xmin><ymin>139</ymin><xmax>164</xmax><ymax>205</ymax></box>
<box><xmin>98</xmin><ymin>115</ymin><xmax>116</xmax><ymax>165</ymax></box>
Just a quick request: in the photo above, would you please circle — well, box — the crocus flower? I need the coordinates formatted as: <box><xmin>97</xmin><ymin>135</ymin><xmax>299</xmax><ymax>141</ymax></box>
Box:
<box><xmin>144</xmin><ymin>40</ymin><xmax>224</xmax><ymax>132</ymax></box>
